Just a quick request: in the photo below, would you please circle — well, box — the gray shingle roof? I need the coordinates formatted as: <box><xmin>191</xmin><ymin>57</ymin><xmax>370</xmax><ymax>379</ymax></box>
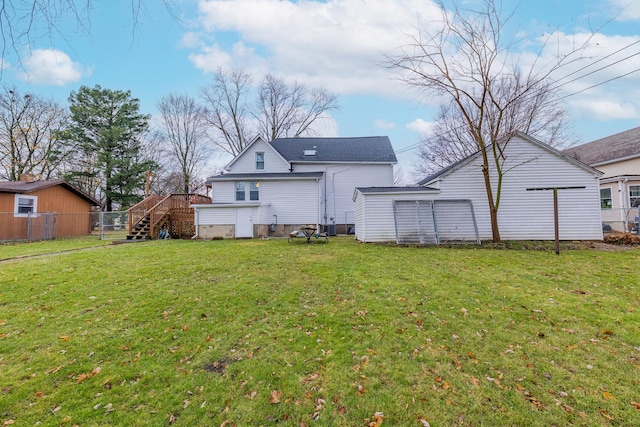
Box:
<box><xmin>356</xmin><ymin>186</ymin><xmax>438</xmax><ymax>194</ymax></box>
<box><xmin>563</xmin><ymin>126</ymin><xmax>640</xmax><ymax>166</ymax></box>
<box><xmin>269</xmin><ymin>136</ymin><xmax>397</xmax><ymax>163</ymax></box>
<box><xmin>0</xmin><ymin>179</ymin><xmax>99</xmax><ymax>205</ymax></box>
<box><xmin>207</xmin><ymin>172</ymin><xmax>323</xmax><ymax>182</ymax></box>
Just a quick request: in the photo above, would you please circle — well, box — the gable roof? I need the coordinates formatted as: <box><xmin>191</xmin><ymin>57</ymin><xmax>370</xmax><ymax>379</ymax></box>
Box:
<box><xmin>417</xmin><ymin>131</ymin><xmax>602</xmax><ymax>186</ymax></box>
<box><xmin>269</xmin><ymin>136</ymin><xmax>397</xmax><ymax>163</ymax></box>
<box><xmin>563</xmin><ymin>126</ymin><xmax>640</xmax><ymax>166</ymax></box>
<box><xmin>0</xmin><ymin>179</ymin><xmax>100</xmax><ymax>205</ymax></box>
<box><xmin>224</xmin><ymin>136</ymin><xmax>290</xmax><ymax>170</ymax></box>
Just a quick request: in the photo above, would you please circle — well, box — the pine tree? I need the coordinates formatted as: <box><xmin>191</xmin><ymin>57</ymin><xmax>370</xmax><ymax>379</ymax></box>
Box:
<box><xmin>63</xmin><ymin>85</ymin><xmax>156</xmax><ymax>211</ymax></box>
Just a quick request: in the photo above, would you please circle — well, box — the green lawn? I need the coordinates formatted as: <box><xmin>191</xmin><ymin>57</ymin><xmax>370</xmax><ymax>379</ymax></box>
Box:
<box><xmin>1</xmin><ymin>238</ymin><xmax>639</xmax><ymax>426</ymax></box>
<box><xmin>0</xmin><ymin>236</ymin><xmax>112</xmax><ymax>261</ymax></box>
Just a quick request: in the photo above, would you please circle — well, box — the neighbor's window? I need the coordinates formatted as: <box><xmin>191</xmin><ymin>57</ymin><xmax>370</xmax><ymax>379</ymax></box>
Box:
<box><xmin>600</xmin><ymin>187</ymin><xmax>612</xmax><ymax>209</ymax></box>
<box><xmin>235</xmin><ymin>182</ymin><xmax>246</xmax><ymax>201</ymax></box>
<box><xmin>14</xmin><ymin>194</ymin><xmax>37</xmax><ymax>216</ymax></box>
<box><xmin>249</xmin><ymin>182</ymin><xmax>260</xmax><ymax>201</ymax></box>
<box><xmin>630</xmin><ymin>185</ymin><xmax>640</xmax><ymax>207</ymax></box>
<box><xmin>256</xmin><ymin>152</ymin><xmax>265</xmax><ymax>170</ymax></box>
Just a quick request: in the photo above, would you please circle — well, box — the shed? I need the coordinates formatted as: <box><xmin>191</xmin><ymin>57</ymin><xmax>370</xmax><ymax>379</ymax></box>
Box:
<box><xmin>354</xmin><ymin>132</ymin><xmax>603</xmax><ymax>243</ymax></box>
<box><xmin>0</xmin><ymin>179</ymin><xmax>99</xmax><ymax>240</ymax></box>
<box><xmin>353</xmin><ymin>186</ymin><xmax>440</xmax><ymax>242</ymax></box>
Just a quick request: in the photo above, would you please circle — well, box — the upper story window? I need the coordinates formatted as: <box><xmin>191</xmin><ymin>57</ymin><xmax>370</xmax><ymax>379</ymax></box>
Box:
<box><xmin>14</xmin><ymin>194</ymin><xmax>37</xmax><ymax>217</ymax></box>
<box><xmin>256</xmin><ymin>152</ymin><xmax>265</xmax><ymax>170</ymax></box>
<box><xmin>235</xmin><ymin>181</ymin><xmax>260</xmax><ymax>201</ymax></box>
<box><xmin>630</xmin><ymin>185</ymin><xmax>640</xmax><ymax>207</ymax></box>
<box><xmin>600</xmin><ymin>188</ymin><xmax>612</xmax><ymax>209</ymax></box>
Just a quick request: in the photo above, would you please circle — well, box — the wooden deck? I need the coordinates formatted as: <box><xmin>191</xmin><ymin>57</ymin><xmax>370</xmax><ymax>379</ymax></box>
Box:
<box><xmin>127</xmin><ymin>194</ymin><xmax>210</xmax><ymax>240</ymax></box>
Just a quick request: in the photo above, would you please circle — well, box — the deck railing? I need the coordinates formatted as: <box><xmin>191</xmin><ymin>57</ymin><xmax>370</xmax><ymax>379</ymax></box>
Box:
<box><xmin>128</xmin><ymin>193</ymin><xmax>211</xmax><ymax>239</ymax></box>
<box><xmin>127</xmin><ymin>195</ymin><xmax>164</xmax><ymax>235</ymax></box>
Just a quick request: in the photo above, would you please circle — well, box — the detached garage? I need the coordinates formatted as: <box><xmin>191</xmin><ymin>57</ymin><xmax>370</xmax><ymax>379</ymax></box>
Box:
<box><xmin>354</xmin><ymin>132</ymin><xmax>604</xmax><ymax>243</ymax></box>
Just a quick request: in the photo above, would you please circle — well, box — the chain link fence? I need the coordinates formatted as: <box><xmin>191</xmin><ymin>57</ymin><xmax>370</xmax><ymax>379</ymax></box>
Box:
<box><xmin>0</xmin><ymin>211</ymin><xmax>130</xmax><ymax>242</ymax></box>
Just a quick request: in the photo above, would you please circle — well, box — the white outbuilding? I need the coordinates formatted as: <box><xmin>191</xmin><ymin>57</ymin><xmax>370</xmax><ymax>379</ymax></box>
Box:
<box><xmin>354</xmin><ymin>132</ymin><xmax>604</xmax><ymax>243</ymax></box>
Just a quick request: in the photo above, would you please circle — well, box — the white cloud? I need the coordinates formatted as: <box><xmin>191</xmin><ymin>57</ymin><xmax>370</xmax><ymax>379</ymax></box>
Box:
<box><xmin>20</xmin><ymin>49</ymin><xmax>91</xmax><ymax>85</ymax></box>
<box><xmin>609</xmin><ymin>0</ymin><xmax>640</xmax><ymax>21</ymax></box>
<box><xmin>190</xmin><ymin>0</ymin><xmax>441</xmax><ymax>96</ymax></box>
<box><xmin>406</xmin><ymin>118</ymin><xmax>435</xmax><ymax>136</ymax></box>
<box><xmin>187</xmin><ymin>0</ymin><xmax>640</xmax><ymax>129</ymax></box>
<box><xmin>518</xmin><ymin>31</ymin><xmax>640</xmax><ymax>122</ymax></box>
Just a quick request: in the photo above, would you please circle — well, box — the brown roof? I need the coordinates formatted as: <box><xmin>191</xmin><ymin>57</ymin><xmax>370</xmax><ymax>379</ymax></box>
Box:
<box><xmin>0</xmin><ymin>179</ymin><xmax>100</xmax><ymax>205</ymax></box>
<box><xmin>563</xmin><ymin>126</ymin><xmax>640</xmax><ymax>166</ymax></box>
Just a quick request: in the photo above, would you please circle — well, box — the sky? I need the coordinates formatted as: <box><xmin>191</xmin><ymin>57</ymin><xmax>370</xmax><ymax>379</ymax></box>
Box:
<box><xmin>3</xmin><ymin>0</ymin><xmax>640</xmax><ymax>183</ymax></box>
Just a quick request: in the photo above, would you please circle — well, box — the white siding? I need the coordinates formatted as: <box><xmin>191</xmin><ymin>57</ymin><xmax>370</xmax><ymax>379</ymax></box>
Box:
<box><xmin>196</xmin><ymin>205</ymin><xmax>237</xmax><ymax>225</ymax></box>
<box><xmin>198</xmin><ymin>179</ymin><xmax>321</xmax><ymax>227</ymax></box>
<box><xmin>433</xmin><ymin>136</ymin><xmax>602</xmax><ymax>240</ymax></box>
<box><xmin>256</xmin><ymin>179</ymin><xmax>321</xmax><ymax>225</ymax></box>
<box><xmin>296</xmin><ymin>163</ymin><xmax>394</xmax><ymax>225</ymax></box>
<box><xmin>228</xmin><ymin>139</ymin><xmax>290</xmax><ymax>173</ymax></box>
<box><xmin>210</xmin><ymin>181</ymin><xmax>236</xmax><ymax>203</ymax></box>
<box><xmin>354</xmin><ymin>191</ymin><xmax>439</xmax><ymax>242</ymax></box>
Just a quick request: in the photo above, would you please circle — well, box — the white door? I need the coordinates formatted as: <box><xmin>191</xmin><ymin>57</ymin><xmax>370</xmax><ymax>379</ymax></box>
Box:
<box><xmin>235</xmin><ymin>208</ymin><xmax>253</xmax><ymax>238</ymax></box>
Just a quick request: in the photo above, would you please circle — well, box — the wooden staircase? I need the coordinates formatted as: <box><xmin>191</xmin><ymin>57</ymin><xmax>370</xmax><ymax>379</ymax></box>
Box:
<box><xmin>126</xmin><ymin>193</ymin><xmax>210</xmax><ymax>240</ymax></box>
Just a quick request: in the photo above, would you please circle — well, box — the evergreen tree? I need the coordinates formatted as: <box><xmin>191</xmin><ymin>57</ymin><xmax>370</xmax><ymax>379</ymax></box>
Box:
<box><xmin>63</xmin><ymin>85</ymin><xmax>155</xmax><ymax>211</ymax></box>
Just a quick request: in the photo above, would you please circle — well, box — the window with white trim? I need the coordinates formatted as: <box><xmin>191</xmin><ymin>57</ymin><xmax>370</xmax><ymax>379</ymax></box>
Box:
<box><xmin>14</xmin><ymin>194</ymin><xmax>37</xmax><ymax>216</ymax></box>
<box><xmin>630</xmin><ymin>185</ymin><xmax>640</xmax><ymax>207</ymax></box>
<box><xmin>235</xmin><ymin>181</ymin><xmax>260</xmax><ymax>201</ymax></box>
<box><xmin>256</xmin><ymin>152</ymin><xmax>265</xmax><ymax>170</ymax></box>
<box><xmin>235</xmin><ymin>182</ymin><xmax>246</xmax><ymax>201</ymax></box>
<box><xmin>600</xmin><ymin>187</ymin><xmax>612</xmax><ymax>209</ymax></box>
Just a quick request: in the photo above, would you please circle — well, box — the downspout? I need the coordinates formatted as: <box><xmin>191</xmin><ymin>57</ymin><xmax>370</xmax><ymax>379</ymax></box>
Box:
<box><xmin>317</xmin><ymin>177</ymin><xmax>322</xmax><ymax>231</ymax></box>
<box><xmin>192</xmin><ymin>206</ymin><xmax>199</xmax><ymax>239</ymax></box>
<box><xmin>619</xmin><ymin>178</ymin><xmax>628</xmax><ymax>229</ymax></box>
<box><xmin>323</xmin><ymin>168</ymin><xmax>328</xmax><ymax>228</ymax></box>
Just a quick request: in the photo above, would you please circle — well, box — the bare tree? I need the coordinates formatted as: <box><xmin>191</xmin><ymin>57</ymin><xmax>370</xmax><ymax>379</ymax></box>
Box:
<box><xmin>0</xmin><ymin>0</ymin><xmax>177</xmax><ymax>71</ymax></box>
<box><xmin>200</xmin><ymin>68</ymin><xmax>253</xmax><ymax>157</ymax></box>
<box><xmin>0</xmin><ymin>86</ymin><xmax>72</xmax><ymax>180</ymax></box>
<box><xmin>201</xmin><ymin>68</ymin><xmax>339</xmax><ymax>157</ymax></box>
<box><xmin>157</xmin><ymin>93</ymin><xmax>209</xmax><ymax>193</ymax></box>
<box><xmin>255</xmin><ymin>74</ymin><xmax>339</xmax><ymax>141</ymax></box>
<box><xmin>387</xmin><ymin>0</ymin><xmax>587</xmax><ymax>242</ymax></box>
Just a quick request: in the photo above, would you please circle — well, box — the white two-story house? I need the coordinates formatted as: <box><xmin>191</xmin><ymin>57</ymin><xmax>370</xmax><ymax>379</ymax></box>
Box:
<box><xmin>193</xmin><ymin>136</ymin><xmax>397</xmax><ymax>239</ymax></box>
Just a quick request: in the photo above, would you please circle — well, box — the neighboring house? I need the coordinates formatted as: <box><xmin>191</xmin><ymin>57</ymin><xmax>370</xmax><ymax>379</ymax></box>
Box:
<box><xmin>353</xmin><ymin>132</ymin><xmax>603</xmax><ymax>242</ymax></box>
<box><xmin>193</xmin><ymin>136</ymin><xmax>397</xmax><ymax>239</ymax></box>
<box><xmin>0</xmin><ymin>178</ymin><xmax>100</xmax><ymax>241</ymax></box>
<box><xmin>564</xmin><ymin>126</ymin><xmax>640</xmax><ymax>232</ymax></box>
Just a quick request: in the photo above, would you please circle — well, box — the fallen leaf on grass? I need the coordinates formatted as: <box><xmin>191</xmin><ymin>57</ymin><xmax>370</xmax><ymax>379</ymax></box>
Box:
<box><xmin>367</xmin><ymin>411</ymin><xmax>384</xmax><ymax>427</ymax></box>
<box><xmin>270</xmin><ymin>390</ymin><xmax>282</xmax><ymax>404</ymax></box>
<box><xmin>3</xmin><ymin>420</ymin><xmax>15</xmax><ymax>425</ymax></box>
<box><xmin>631</xmin><ymin>401</ymin><xmax>640</xmax><ymax>410</ymax></box>
<box><xmin>599</xmin><ymin>408</ymin><xmax>614</xmax><ymax>420</ymax></box>
<box><xmin>486</xmin><ymin>377</ymin><xmax>501</xmax><ymax>387</ymax></box>
<box><xmin>602</xmin><ymin>391</ymin><xmax>615</xmax><ymax>400</ymax></box>
<box><xmin>419</xmin><ymin>419</ymin><xmax>431</xmax><ymax>427</ymax></box>
<box><xmin>47</xmin><ymin>365</ymin><xmax>62</xmax><ymax>374</ymax></box>
<box><xmin>59</xmin><ymin>336</ymin><xmax>71</xmax><ymax>342</ymax></box>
